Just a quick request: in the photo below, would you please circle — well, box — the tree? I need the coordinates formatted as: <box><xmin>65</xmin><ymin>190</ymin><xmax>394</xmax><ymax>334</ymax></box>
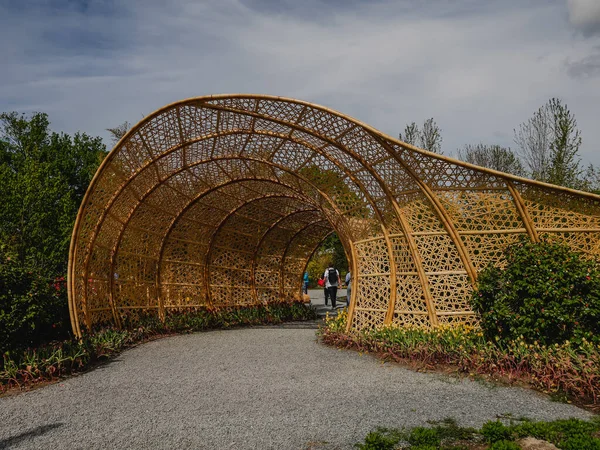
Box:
<box><xmin>457</xmin><ymin>144</ymin><xmax>524</xmax><ymax>176</ymax></box>
<box><xmin>306</xmin><ymin>233</ymin><xmax>348</xmax><ymax>287</ymax></box>
<box><xmin>0</xmin><ymin>112</ymin><xmax>107</xmax><ymax>273</ymax></box>
<box><xmin>581</xmin><ymin>164</ymin><xmax>600</xmax><ymax>194</ymax></box>
<box><xmin>106</xmin><ymin>121</ymin><xmax>131</xmax><ymax>146</ymax></box>
<box><xmin>514</xmin><ymin>105</ymin><xmax>551</xmax><ymax>181</ymax></box>
<box><xmin>399</xmin><ymin>118</ymin><xmax>443</xmax><ymax>153</ymax></box>
<box><xmin>514</xmin><ymin>98</ymin><xmax>582</xmax><ymax>188</ymax></box>
<box><xmin>420</xmin><ymin>118</ymin><xmax>443</xmax><ymax>154</ymax></box>
<box><xmin>547</xmin><ymin>99</ymin><xmax>582</xmax><ymax>188</ymax></box>
<box><xmin>399</xmin><ymin>122</ymin><xmax>420</xmax><ymax>146</ymax></box>
<box><xmin>0</xmin><ymin>112</ymin><xmax>107</xmax><ymax>349</ymax></box>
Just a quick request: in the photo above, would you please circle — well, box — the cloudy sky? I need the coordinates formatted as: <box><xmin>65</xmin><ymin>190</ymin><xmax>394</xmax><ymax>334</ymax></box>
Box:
<box><xmin>2</xmin><ymin>0</ymin><xmax>600</xmax><ymax>166</ymax></box>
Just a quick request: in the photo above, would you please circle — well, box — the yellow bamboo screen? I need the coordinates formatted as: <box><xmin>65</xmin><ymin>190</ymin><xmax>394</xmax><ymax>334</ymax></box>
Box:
<box><xmin>68</xmin><ymin>94</ymin><xmax>600</xmax><ymax>337</ymax></box>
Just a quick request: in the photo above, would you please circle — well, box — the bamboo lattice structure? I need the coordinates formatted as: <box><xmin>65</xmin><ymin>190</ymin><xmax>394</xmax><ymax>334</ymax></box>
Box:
<box><xmin>68</xmin><ymin>94</ymin><xmax>600</xmax><ymax>337</ymax></box>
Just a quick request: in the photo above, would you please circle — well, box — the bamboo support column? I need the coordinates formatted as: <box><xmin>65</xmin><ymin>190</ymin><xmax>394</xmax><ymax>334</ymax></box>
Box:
<box><xmin>506</xmin><ymin>181</ymin><xmax>540</xmax><ymax>243</ymax></box>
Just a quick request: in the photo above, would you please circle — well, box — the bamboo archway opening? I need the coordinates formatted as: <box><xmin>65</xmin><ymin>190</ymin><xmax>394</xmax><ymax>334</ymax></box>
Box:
<box><xmin>68</xmin><ymin>95</ymin><xmax>600</xmax><ymax>337</ymax></box>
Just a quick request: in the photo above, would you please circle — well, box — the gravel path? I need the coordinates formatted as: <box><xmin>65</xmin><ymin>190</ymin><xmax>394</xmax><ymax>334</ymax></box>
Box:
<box><xmin>0</xmin><ymin>318</ymin><xmax>593</xmax><ymax>450</ymax></box>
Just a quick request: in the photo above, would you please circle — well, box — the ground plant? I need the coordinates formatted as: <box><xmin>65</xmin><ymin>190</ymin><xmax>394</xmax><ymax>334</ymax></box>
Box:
<box><xmin>320</xmin><ymin>311</ymin><xmax>600</xmax><ymax>407</ymax></box>
<box><xmin>354</xmin><ymin>417</ymin><xmax>600</xmax><ymax>449</ymax></box>
<box><xmin>1</xmin><ymin>302</ymin><xmax>316</xmax><ymax>393</ymax></box>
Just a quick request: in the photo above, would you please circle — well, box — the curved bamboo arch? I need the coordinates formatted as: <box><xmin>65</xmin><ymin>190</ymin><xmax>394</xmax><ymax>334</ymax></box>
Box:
<box><xmin>69</xmin><ymin>94</ymin><xmax>600</xmax><ymax>336</ymax></box>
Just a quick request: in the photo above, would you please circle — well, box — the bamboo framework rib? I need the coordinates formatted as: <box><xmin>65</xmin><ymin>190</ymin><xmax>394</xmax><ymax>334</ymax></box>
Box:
<box><xmin>68</xmin><ymin>94</ymin><xmax>600</xmax><ymax>336</ymax></box>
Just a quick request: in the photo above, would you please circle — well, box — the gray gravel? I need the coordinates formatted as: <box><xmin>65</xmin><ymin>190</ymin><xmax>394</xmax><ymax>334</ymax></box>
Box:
<box><xmin>0</xmin><ymin>318</ymin><xmax>593</xmax><ymax>450</ymax></box>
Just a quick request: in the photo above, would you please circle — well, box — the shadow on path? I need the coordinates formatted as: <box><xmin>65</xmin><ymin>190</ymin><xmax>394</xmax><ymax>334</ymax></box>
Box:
<box><xmin>0</xmin><ymin>424</ymin><xmax>63</xmax><ymax>449</ymax></box>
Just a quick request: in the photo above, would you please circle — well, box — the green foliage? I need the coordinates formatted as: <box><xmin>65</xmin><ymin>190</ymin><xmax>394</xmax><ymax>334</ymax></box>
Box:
<box><xmin>355</xmin><ymin>418</ymin><xmax>600</xmax><ymax>449</ymax></box>
<box><xmin>306</xmin><ymin>252</ymin><xmax>333</xmax><ymax>288</ymax></box>
<box><xmin>514</xmin><ymin>97</ymin><xmax>583</xmax><ymax>189</ymax></box>
<box><xmin>399</xmin><ymin>118</ymin><xmax>443</xmax><ymax>154</ymax></box>
<box><xmin>481</xmin><ymin>421</ymin><xmax>512</xmax><ymax>443</ymax></box>
<box><xmin>471</xmin><ymin>237</ymin><xmax>600</xmax><ymax>346</ymax></box>
<box><xmin>306</xmin><ymin>233</ymin><xmax>349</xmax><ymax>287</ymax></box>
<box><xmin>0</xmin><ymin>112</ymin><xmax>107</xmax><ymax>274</ymax></box>
<box><xmin>0</xmin><ymin>112</ymin><xmax>106</xmax><ymax>352</ymax></box>
<box><xmin>322</xmin><ymin>233</ymin><xmax>348</xmax><ymax>274</ymax></box>
<box><xmin>511</xmin><ymin>418</ymin><xmax>600</xmax><ymax>446</ymax></box>
<box><xmin>0</xmin><ymin>247</ymin><xmax>70</xmax><ymax>355</ymax></box>
<box><xmin>408</xmin><ymin>427</ymin><xmax>440</xmax><ymax>447</ymax></box>
<box><xmin>428</xmin><ymin>418</ymin><xmax>478</xmax><ymax>443</ymax></box>
<box><xmin>560</xmin><ymin>434</ymin><xmax>600</xmax><ymax>450</ymax></box>
<box><xmin>147</xmin><ymin>302</ymin><xmax>317</xmax><ymax>332</ymax></box>
<box><xmin>355</xmin><ymin>427</ymin><xmax>402</xmax><ymax>450</ymax></box>
<box><xmin>546</xmin><ymin>98</ymin><xmax>582</xmax><ymax>189</ymax></box>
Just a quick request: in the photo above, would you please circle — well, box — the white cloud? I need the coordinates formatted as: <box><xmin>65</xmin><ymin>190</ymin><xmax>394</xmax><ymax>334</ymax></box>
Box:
<box><xmin>567</xmin><ymin>0</ymin><xmax>600</xmax><ymax>36</ymax></box>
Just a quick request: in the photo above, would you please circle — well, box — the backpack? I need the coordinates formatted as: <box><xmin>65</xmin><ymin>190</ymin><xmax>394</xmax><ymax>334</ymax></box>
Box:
<box><xmin>327</xmin><ymin>268</ymin><xmax>337</xmax><ymax>284</ymax></box>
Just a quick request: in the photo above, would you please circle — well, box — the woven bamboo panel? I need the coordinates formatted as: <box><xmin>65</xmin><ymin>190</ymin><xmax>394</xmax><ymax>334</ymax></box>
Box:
<box><xmin>68</xmin><ymin>95</ymin><xmax>600</xmax><ymax>336</ymax></box>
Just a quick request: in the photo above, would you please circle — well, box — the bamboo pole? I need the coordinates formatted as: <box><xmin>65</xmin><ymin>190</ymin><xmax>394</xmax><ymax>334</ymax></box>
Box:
<box><xmin>250</xmin><ymin>208</ymin><xmax>320</xmax><ymax>304</ymax></box>
<box><xmin>506</xmin><ymin>181</ymin><xmax>540</xmax><ymax>243</ymax></box>
<box><xmin>370</xmin><ymin>134</ymin><xmax>479</xmax><ymax>285</ymax></box>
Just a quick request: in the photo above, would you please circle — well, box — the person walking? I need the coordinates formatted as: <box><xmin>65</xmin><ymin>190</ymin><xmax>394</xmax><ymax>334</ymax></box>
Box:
<box><xmin>345</xmin><ymin>271</ymin><xmax>351</xmax><ymax>307</ymax></box>
<box><xmin>303</xmin><ymin>271</ymin><xmax>309</xmax><ymax>295</ymax></box>
<box><xmin>323</xmin><ymin>265</ymin><xmax>341</xmax><ymax>310</ymax></box>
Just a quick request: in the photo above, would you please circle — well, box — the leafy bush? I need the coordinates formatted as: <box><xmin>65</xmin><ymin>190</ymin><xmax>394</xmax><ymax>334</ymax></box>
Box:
<box><xmin>0</xmin><ymin>248</ymin><xmax>70</xmax><ymax>355</ymax></box>
<box><xmin>560</xmin><ymin>434</ymin><xmax>600</xmax><ymax>450</ymax></box>
<box><xmin>355</xmin><ymin>418</ymin><xmax>600</xmax><ymax>449</ymax></box>
<box><xmin>355</xmin><ymin>428</ymin><xmax>402</xmax><ymax>450</ymax></box>
<box><xmin>471</xmin><ymin>237</ymin><xmax>600</xmax><ymax>346</ymax></box>
<box><xmin>0</xmin><ymin>112</ymin><xmax>106</xmax><ymax>275</ymax></box>
<box><xmin>0</xmin><ymin>112</ymin><xmax>106</xmax><ymax>355</ymax></box>
<box><xmin>481</xmin><ymin>421</ymin><xmax>512</xmax><ymax>443</ymax></box>
<box><xmin>512</xmin><ymin>418</ymin><xmax>600</xmax><ymax>447</ymax></box>
<box><xmin>408</xmin><ymin>427</ymin><xmax>440</xmax><ymax>447</ymax></box>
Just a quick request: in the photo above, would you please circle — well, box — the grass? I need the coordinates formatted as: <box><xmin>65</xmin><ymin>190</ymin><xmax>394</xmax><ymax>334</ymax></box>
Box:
<box><xmin>1</xmin><ymin>301</ymin><xmax>316</xmax><ymax>393</ymax></box>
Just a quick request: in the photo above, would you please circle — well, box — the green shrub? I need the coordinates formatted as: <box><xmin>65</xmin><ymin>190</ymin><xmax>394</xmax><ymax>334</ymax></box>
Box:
<box><xmin>512</xmin><ymin>418</ymin><xmax>600</xmax><ymax>447</ymax></box>
<box><xmin>560</xmin><ymin>435</ymin><xmax>600</xmax><ymax>450</ymax></box>
<box><xmin>481</xmin><ymin>421</ymin><xmax>512</xmax><ymax>443</ymax></box>
<box><xmin>354</xmin><ymin>418</ymin><xmax>600</xmax><ymax>450</ymax></box>
<box><xmin>408</xmin><ymin>427</ymin><xmax>440</xmax><ymax>447</ymax></box>
<box><xmin>0</xmin><ymin>248</ymin><xmax>70</xmax><ymax>355</ymax></box>
<box><xmin>355</xmin><ymin>428</ymin><xmax>402</xmax><ymax>450</ymax></box>
<box><xmin>430</xmin><ymin>418</ymin><xmax>477</xmax><ymax>443</ymax></box>
<box><xmin>471</xmin><ymin>237</ymin><xmax>600</xmax><ymax>346</ymax></box>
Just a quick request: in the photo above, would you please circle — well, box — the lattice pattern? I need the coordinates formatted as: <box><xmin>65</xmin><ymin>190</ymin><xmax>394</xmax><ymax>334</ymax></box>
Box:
<box><xmin>68</xmin><ymin>95</ymin><xmax>600</xmax><ymax>336</ymax></box>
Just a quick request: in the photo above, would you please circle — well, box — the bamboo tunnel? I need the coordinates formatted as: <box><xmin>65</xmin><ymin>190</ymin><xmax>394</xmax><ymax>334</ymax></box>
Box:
<box><xmin>68</xmin><ymin>95</ymin><xmax>600</xmax><ymax>337</ymax></box>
